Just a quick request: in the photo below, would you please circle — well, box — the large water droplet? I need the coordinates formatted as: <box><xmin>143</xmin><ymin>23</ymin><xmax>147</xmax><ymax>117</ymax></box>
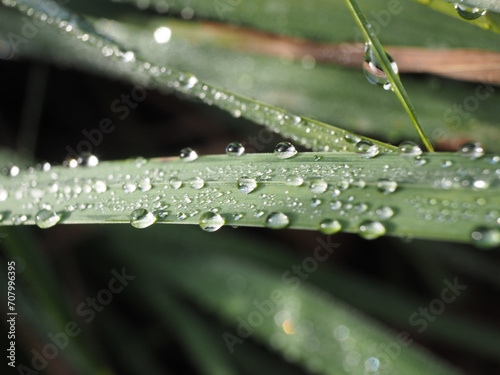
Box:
<box><xmin>363</xmin><ymin>43</ymin><xmax>399</xmax><ymax>90</ymax></box>
<box><xmin>169</xmin><ymin>177</ymin><xmax>182</xmax><ymax>189</ymax></box>
<box><xmin>93</xmin><ymin>180</ymin><xmax>107</xmax><ymax>194</ymax></box>
<box><xmin>130</xmin><ymin>209</ymin><xmax>157</xmax><ymax>228</ymax></box>
<box><xmin>274</xmin><ymin>142</ymin><xmax>298</xmax><ymax>159</ymax></box>
<box><xmin>356</xmin><ymin>140</ymin><xmax>379</xmax><ymax>158</ymax></box>
<box><xmin>377</xmin><ymin>179</ymin><xmax>398</xmax><ymax>194</ymax></box>
<box><xmin>398</xmin><ymin>141</ymin><xmax>422</xmax><ymax>156</ymax></box>
<box><xmin>375</xmin><ymin>206</ymin><xmax>395</xmax><ymax>220</ymax></box>
<box><xmin>359</xmin><ymin>221</ymin><xmax>386</xmax><ymax>240</ymax></box>
<box><xmin>310</xmin><ymin>180</ymin><xmax>328</xmax><ymax>194</ymax></box>
<box><xmin>237</xmin><ymin>177</ymin><xmax>258</xmax><ymax>194</ymax></box>
<box><xmin>459</xmin><ymin>142</ymin><xmax>484</xmax><ymax>159</ymax></box>
<box><xmin>180</xmin><ymin>147</ymin><xmax>198</xmax><ymax>162</ymax></box>
<box><xmin>471</xmin><ymin>227</ymin><xmax>500</xmax><ymax>249</ymax></box>
<box><xmin>285</xmin><ymin>175</ymin><xmax>304</xmax><ymax>186</ymax></box>
<box><xmin>454</xmin><ymin>3</ymin><xmax>486</xmax><ymax>20</ymax></box>
<box><xmin>226</xmin><ymin>142</ymin><xmax>245</xmax><ymax>156</ymax></box>
<box><xmin>319</xmin><ymin>219</ymin><xmax>342</xmax><ymax>234</ymax></box>
<box><xmin>189</xmin><ymin>177</ymin><xmax>205</xmax><ymax>189</ymax></box>
<box><xmin>123</xmin><ymin>182</ymin><xmax>137</xmax><ymax>194</ymax></box>
<box><xmin>199</xmin><ymin>212</ymin><xmax>225</xmax><ymax>232</ymax></box>
<box><xmin>138</xmin><ymin>177</ymin><xmax>152</xmax><ymax>192</ymax></box>
<box><xmin>265</xmin><ymin>212</ymin><xmax>290</xmax><ymax>229</ymax></box>
<box><xmin>35</xmin><ymin>209</ymin><xmax>61</xmax><ymax>229</ymax></box>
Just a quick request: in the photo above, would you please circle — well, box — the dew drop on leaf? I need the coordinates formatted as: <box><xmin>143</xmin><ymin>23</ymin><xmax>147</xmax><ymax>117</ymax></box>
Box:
<box><xmin>77</xmin><ymin>153</ymin><xmax>99</xmax><ymax>167</ymax></box>
<box><xmin>398</xmin><ymin>141</ymin><xmax>422</xmax><ymax>156</ymax></box>
<box><xmin>454</xmin><ymin>3</ymin><xmax>486</xmax><ymax>20</ymax></box>
<box><xmin>35</xmin><ymin>209</ymin><xmax>61</xmax><ymax>229</ymax></box>
<box><xmin>285</xmin><ymin>175</ymin><xmax>304</xmax><ymax>186</ymax></box>
<box><xmin>0</xmin><ymin>188</ymin><xmax>7</xmax><ymax>202</ymax></box>
<box><xmin>363</xmin><ymin>43</ymin><xmax>399</xmax><ymax>90</ymax></box>
<box><xmin>274</xmin><ymin>142</ymin><xmax>298</xmax><ymax>159</ymax></box>
<box><xmin>318</xmin><ymin>219</ymin><xmax>342</xmax><ymax>234</ymax></box>
<box><xmin>458</xmin><ymin>142</ymin><xmax>484</xmax><ymax>159</ymax></box>
<box><xmin>237</xmin><ymin>177</ymin><xmax>258</xmax><ymax>194</ymax></box>
<box><xmin>199</xmin><ymin>212</ymin><xmax>225</xmax><ymax>232</ymax></box>
<box><xmin>130</xmin><ymin>208</ymin><xmax>157</xmax><ymax>229</ymax></box>
<box><xmin>359</xmin><ymin>221</ymin><xmax>386</xmax><ymax>240</ymax></box>
<box><xmin>123</xmin><ymin>182</ymin><xmax>137</xmax><ymax>194</ymax></box>
<box><xmin>225</xmin><ymin>142</ymin><xmax>245</xmax><ymax>156</ymax></box>
<box><xmin>189</xmin><ymin>177</ymin><xmax>205</xmax><ymax>189</ymax></box>
<box><xmin>376</xmin><ymin>179</ymin><xmax>398</xmax><ymax>194</ymax></box>
<box><xmin>355</xmin><ymin>140</ymin><xmax>379</xmax><ymax>158</ymax></box>
<box><xmin>310</xmin><ymin>180</ymin><xmax>328</xmax><ymax>194</ymax></box>
<box><xmin>375</xmin><ymin>206</ymin><xmax>395</xmax><ymax>220</ymax></box>
<box><xmin>265</xmin><ymin>212</ymin><xmax>290</xmax><ymax>229</ymax></box>
<box><xmin>179</xmin><ymin>147</ymin><xmax>198</xmax><ymax>162</ymax></box>
<box><xmin>169</xmin><ymin>177</ymin><xmax>182</xmax><ymax>189</ymax></box>
<box><xmin>138</xmin><ymin>177</ymin><xmax>152</xmax><ymax>192</ymax></box>
<box><xmin>471</xmin><ymin>227</ymin><xmax>500</xmax><ymax>249</ymax></box>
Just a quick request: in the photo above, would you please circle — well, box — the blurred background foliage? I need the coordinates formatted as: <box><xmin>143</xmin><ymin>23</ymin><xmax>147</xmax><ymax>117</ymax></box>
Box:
<box><xmin>1</xmin><ymin>0</ymin><xmax>500</xmax><ymax>374</ymax></box>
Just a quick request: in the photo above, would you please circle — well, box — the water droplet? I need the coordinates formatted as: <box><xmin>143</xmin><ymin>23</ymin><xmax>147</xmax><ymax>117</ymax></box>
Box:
<box><xmin>121</xmin><ymin>51</ymin><xmax>135</xmax><ymax>63</ymax></box>
<box><xmin>377</xmin><ymin>179</ymin><xmax>398</xmax><ymax>194</ymax></box>
<box><xmin>365</xmin><ymin>357</ymin><xmax>380</xmax><ymax>372</ymax></box>
<box><xmin>265</xmin><ymin>212</ymin><xmax>290</xmax><ymax>229</ymax></box>
<box><xmin>311</xmin><ymin>198</ymin><xmax>322</xmax><ymax>207</ymax></box>
<box><xmin>310</xmin><ymin>180</ymin><xmax>328</xmax><ymax>194</ymax></box>
<box><xmin>414</xmin><ymin>156</ymin><xmax>427</xmax><ymax>166</ymax></box>
<box><xmin>199</xmin><ymin>212</ymin><xmax>225</xmax><ymax>232</ymax></box>
<box><xmin>130</xmin><ymin>208</ymin><xmax>157</xmax><ymax>229</ymax></box>
<box><xmin>363</xmin><ymin>43</ymin><xmax>399</xmax><ymax>90</ymax></box>
<box><xmin>11</xmin><ymin>214</ymin><xmax>28</xmax><ymax>226</ymax></box>
<box><xmin>398</xmin><ymin>141</ymin><xmax>422</xmax><ymax>156</ymax></box>
<box><xmin>454</xmin><ymin>3</ymin><xmax>486</xmax><ymax>20</ymax></box>
<box><xmin>459</xmin><ymin>142</ymin><xmax>484</xmax><ymax>159</ymax></box>
<box><xmin>471</xmin><ymin>227</ymin><xmax>500</xmax><ymax>249</ymax></box>
<box><xmin>180</xmin><ymin>147</ymin><xmax>198</xmax><ymax>162</ymax></box>
<box><xmin>359</xmin><ymin>221</ymin><xmax>386</xmax><ymax>240</ymax></box>
<box><xmin>189</xmin><ymin>177</ymin><xmax>205</xmax><ymax>189</ymax></box>
<box><xmin>4</xmin><ymin>165</ymin><xmax>20</xmax><ymax>177</ymax></box>
<box><xmin>319</xmin><ymin>219</ymin><xmax>342</xmax><ymax>234</ymax></box>
<box><xmin>35</xmin><ymin>209</ymin><xmax>61</xmax><ymax>229</ymax></box>
<box><xmin>237</xmin><ymin>177</ymin><xmax>258</xmax><ymax>194</ymax></box>
<box><xmin>93</xmin><ymin>180</ymin><xmax>107</xmax><ymax>193</ymax></box>
<box><xmin>123</xmin><ymin>182</ymin><xmax>137</xmax><ymax>193</ymax></box>
<box><xmin>274</xmin><ymin>142</ymin><xmax>298</xmax><ymax>159</ymax></box>
<box><xmin>356</xmin><ymin>140</ymin><xmax>379</xmax><ymax>158</ymax></box>
<box><xmin>330</xmin><ymin>201</ymin><xmax>342</xmax><ymax>210</ymax></box>
<box><xmin>77</xmin><ymin>153</ymin><xmax>99</xmax><ymax>167</ymax></box>
<box><xmin>376</xmin><ymin>206</ymin><xmax>395</xmax><ymax>220</ymax></box>
<box><xmin>354</xmin><ymin>202</ymin><xmax>369</xmax><ymax>213</ymax></box>
<box><xmin>285</xmin><ymin>175</ymin><xmax>304</xmax><ymax>186</ymax></box>
<box><xmin>138</xmin><ymin>177</ymin><xmax>152</xmax><ymax>192</ymax></box>
<box><xmin>169</xmin><ymin>177</ymin><xmax>182</xmax><ymax>189</ymax></box>
<box><xmin>0</xmin><ymin>188</ymin><xmax>7</xmax><ymax>202</ymax></box>
<box><xmin>225</xmin><ymin>142</ymin><xmax>245</xmax><ymax>156</ymax></box>
<box><xmin>154</xmin><ymin>26</ymin><xmax>171</xmax><ymax>44</ymax></box>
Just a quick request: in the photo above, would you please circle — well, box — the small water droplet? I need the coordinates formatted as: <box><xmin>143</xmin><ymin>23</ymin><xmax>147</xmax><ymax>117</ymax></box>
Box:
<box><xmin>123</xmin><ymin>182</ymin><xmax>137</xmax><ymax>193</ymax></box>
<box><xmin>398</xmin><ymin>141</ymin><xmax>422</xmax><ymax>156</ymax></box>
<box><xmin>375</xmin><ymin>206</ymin><xmax>395</xmax><ymax>220</ymax></box>
<box><xmin>377</xmin><ymin>179</ymin><xmax>398</xmax><ymax>194</ymax></box>
<box><xmin>356</xmin><ymin>140</ymin><xmax>379</xmax><ymax>158</ymax></box>
<box><xmin>363</xmin><ymin>43</ymin><xmax>399</xmax><ymax>90</ymax></box>
<box><xmin>180</xmin><ymin>147</ymin><xmax>198</xmax><ymax>162</ymax></box>
<box><xmin>310</xmin><ymin>180</ymin><xmax>328</xmax><ymax>194</ymax></box>
<box><xmin>459</xmin><ymin>142</ymin><xmax>484</xmax><ymax>159</ymax></box>
<box><xmin>77</xmin><ymin>153</ymin><xmax>99</xmax><ymax>167</ymax></box>
<box><xmin>169</xmin><ymin>177</ymin><xmax>182</xmax><ymax>189</ymax></box>
<box><xmin>4</xmin><ymin>165</ymin><xmax>20</xmax><ymax>177</ymax></box>
<box><xmin>130</xmin><ymin>208</ymin><xmax>157</xmax><ymax>228</ymax></box>
<box><xmin>414</xmin><ymin>156</ymin><xmax>427</xmax><ymax>166</ymax></box>
<box><xmin>365</xmin><ymin>357</ymin><xmax>380</xmax><ymax>372</ymax></box>
<box><xmin>311</xmin><ymin>198</ymin><xmax>322</xmax><ymax>207</ymax></box>
<box><xmin>330</xmin><ymin>201</ymin><xmax>342</xmax><ymax>210</ymax></box>
<box><xmin>285</xmin><ymin>175</ymin><xmax>304</xmax><ymax>186</ymax></box>
<box><xmin>354</xmin><ymin>202</ymin><xmax>369</xmax><ymax>213</ymax></box>
<box><xmin>189</xmin><ymin>177</ymin><xmax>205</xmax><ymax>189</ymax></box>
<box><xmin>11</xmin><ymin>214</ymin><xmax>28</xmax><ymax>226</ymax></box>
<box><xmin>274</xmin><ymin>142</ymin><xmax>298</xmax><ymax>159</ymax></box>
<box><xmin>225</xmin><ymin>142</ymin><xmax>245</xmax><ymax>156</ymax></box>
<box><xmin>454</xmin><ymin>3</ymin><xmax>486</xmax><ymax>20</ymax></box>
<box><xmin>471</xmin><ymin>227</ymin><xmax>500</xmax><ymax>249</ymax></box>
<box><xmin>237</xmin><ymin>177</ymin><xmax>258</xmax><ymax>194</ymax></box>
<box><xmin>93</xmin><ymin>180</ymin><xmax>107</xmax><ymax>193</ymax></box>
<box><xmin>35</xmin><ymin>209</ymin><xmax>61</xmax><ymax>229</ymax></box>
<box><xmin>265</xmin><ymin>212</ymin><xmax>290</xmax><ymax>229</ymax></box>
<box><xmin>199</xmin><ymin>212</ymin><xmax>225</xmax><ymax>232</ymax></box>
<box><xmin>0</xmin><ymin>188</ymin><xmax>7</xmax><ymax>202</ymax></box>
<box><xmin>138</xmin><ymin>177</ymin><xmax>152</xmax><ymax>192</ymax></box>
<box><xmin>359</xmin><ymin>221</ymin><xmax>386</xmax><ymax>240</ymax></box>
<box><xmin>154</xmin><ymin>26</ymin><xmax>172</xmax><ymax>44</ymax></box>
<box><xmin>319</xmin><ymin>219</ymin><xmax>342</xmax><ymax>234</ymax></box>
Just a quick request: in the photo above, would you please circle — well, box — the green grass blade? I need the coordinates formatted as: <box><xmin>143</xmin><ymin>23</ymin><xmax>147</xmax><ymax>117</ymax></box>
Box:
<box><xmin>344</xmin><ymin>0</ymin><xmax>434</xmax><ymax>152</ymax></box>
<box><xmin>1</xmin><ymin>152</ymin><xmax>499</xmax><ymax>246</ymax></box>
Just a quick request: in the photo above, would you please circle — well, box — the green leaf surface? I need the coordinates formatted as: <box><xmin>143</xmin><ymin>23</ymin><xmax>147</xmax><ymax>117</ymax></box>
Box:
<box><xmin>1</xmin><ymin>152</ymin><xmax>499</xmax><ymax>246</ymax></box>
